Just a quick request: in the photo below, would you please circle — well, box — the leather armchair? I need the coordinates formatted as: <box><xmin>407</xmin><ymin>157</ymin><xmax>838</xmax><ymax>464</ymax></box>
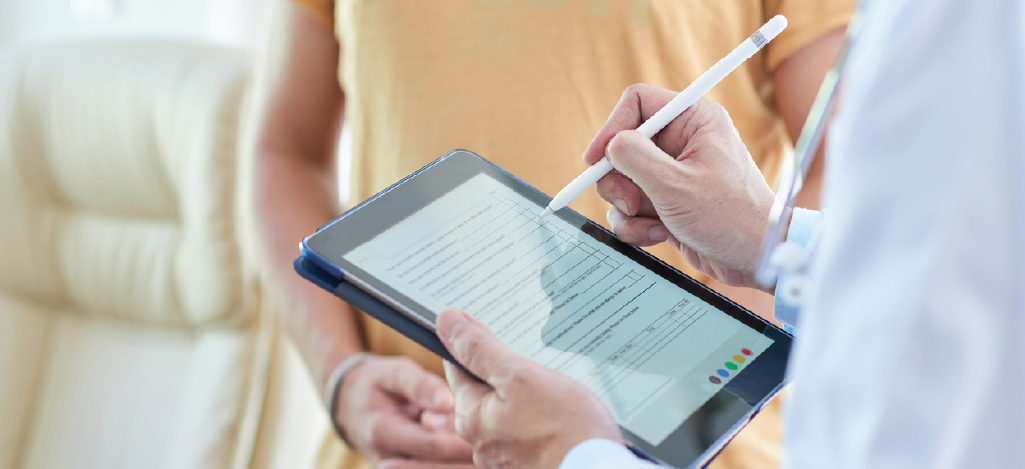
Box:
<box><xmin>0</xmin><ymin>42</ymin><xmax>323</xmax><ymax>469</ymax></box>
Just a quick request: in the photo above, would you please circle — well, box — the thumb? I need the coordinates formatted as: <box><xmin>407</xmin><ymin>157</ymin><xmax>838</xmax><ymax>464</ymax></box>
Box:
<box><xmin>605</xmin><ymin>130</ymin><xmax>682</xmax><ymax>199</ymax></box>
<box><xmin>436</xmin><ymin>309</ymin><xmax>519</xmax><ymax>389</ymax></box>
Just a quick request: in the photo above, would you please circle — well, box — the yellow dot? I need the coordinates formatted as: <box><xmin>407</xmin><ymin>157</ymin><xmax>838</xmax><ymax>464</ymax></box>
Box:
<box><xmin>733</xmin><ymin>355</ymin><xmax>746</xmax><ymax>364</ymax></box>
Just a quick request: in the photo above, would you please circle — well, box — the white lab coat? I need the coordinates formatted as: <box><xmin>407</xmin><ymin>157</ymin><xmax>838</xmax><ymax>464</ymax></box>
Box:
<box><xmin>561</xmin><ymin>0</ymin><xmax>1025</xmax><ymax>467</ymax></box>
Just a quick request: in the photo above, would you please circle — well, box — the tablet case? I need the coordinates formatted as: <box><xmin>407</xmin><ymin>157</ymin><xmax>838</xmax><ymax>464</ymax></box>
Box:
<box><xmin>294</xmin><ymin>255</ymin><xmax>471</xmax><ymax>376</ymax></box>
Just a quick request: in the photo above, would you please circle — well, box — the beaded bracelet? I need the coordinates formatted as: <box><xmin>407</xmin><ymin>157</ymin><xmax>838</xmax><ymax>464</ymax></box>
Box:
<box><xmin>324</xmin><ymin>352</ymin><xmax>374</xmax><ymax>446</ymax></box>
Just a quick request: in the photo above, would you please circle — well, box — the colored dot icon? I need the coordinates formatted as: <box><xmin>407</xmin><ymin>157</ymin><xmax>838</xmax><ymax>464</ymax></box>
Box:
<box><xmin>708</xmin><ymin>348</ymin><xmax>755</xmax><ymax>386</ymax></box>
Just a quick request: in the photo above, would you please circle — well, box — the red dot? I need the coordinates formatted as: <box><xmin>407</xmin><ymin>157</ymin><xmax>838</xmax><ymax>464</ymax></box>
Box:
<box><xmin>741</xmin><ymin>348</ymin><xmax>753</xmax><ymax>356</ymax></box>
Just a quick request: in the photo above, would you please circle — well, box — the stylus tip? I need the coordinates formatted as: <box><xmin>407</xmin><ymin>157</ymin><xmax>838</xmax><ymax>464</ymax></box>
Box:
<box><xmin>540</xmin><ymin>207</ymin><xmax>554</xmax><ymax>219</ymax></box>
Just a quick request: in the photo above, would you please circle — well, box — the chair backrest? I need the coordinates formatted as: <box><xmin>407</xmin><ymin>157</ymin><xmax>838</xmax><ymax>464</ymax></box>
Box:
<box><xmin>0</xmin><ymin>41</ymin><xmax>266</xmax><ymax>469</ymax></box>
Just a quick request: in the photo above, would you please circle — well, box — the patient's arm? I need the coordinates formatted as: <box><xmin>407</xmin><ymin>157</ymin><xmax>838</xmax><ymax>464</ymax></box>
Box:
<box><xmin>250</xmin><ymin>5</ymin><xmax>473</xmax><ymax>466</ymax></box>
<box><xmin>252</xmin><ymin>2</ymin><xmax>358</xmax><ymax>390</ymax></box>
<box><xmin>774</xmin><ymin>27</ymin><xmax>847</xmax><ymax>211</ymax></box>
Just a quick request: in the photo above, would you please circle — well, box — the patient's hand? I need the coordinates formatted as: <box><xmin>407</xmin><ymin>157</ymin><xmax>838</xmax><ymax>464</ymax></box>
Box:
<box><xmin>337</xmin><ymin>356</ymin><xmax>476</xmax><ymax>469</ymax></box>
<box><xmin>437</xmin><ymin>309</ymin><xmax>623</xmax><ymax>469</ymax></box>
<box><xmin>583</xmin><ymin>85</ymin><xmax>777</xmax><ymax>291</ymax></box>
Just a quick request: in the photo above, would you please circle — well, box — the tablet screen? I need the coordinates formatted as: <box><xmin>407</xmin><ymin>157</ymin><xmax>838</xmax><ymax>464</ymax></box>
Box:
<box><xmin>342</xmin><ymin>172</ymin><xmax>775</xmax><ymax>447</ymax></box>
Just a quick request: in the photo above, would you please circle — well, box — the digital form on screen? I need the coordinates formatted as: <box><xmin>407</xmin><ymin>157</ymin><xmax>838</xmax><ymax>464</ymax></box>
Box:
<box><xmin>343</xmin><ymin>173</ymin><xmax>774</xmax><ymax>446</ymax></box>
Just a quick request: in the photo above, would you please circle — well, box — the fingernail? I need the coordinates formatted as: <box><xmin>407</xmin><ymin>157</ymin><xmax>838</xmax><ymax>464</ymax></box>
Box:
<box><xmin>437</xmin><ymin>309</ymin><xmax>468</xmax><ymax>341</ymax></box>
<box><xmin>612</xmin><ymin>198</ymin><xmax>629</xmax><ymax>215</ymax></box>
<box><xmin>648</xmin><ymin>225</ymin><xmax>670</xmax><ymax>243</ymax></box>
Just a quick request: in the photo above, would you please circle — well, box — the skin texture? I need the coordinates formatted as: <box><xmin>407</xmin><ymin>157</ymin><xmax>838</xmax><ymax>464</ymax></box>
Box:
<box><xmin>251</xmin><ymin>5</ymin><xmax>472</xmax><ymax>467</ymax></box>
<box><xmin>437</xmin><ymin>309</ymin><xmax>622</xmax><ymax>469</ymax></box>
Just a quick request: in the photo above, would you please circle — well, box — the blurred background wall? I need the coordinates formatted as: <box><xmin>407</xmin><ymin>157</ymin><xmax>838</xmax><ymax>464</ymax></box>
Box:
<box><xmin>0</xmin><ymin>0</ymin><xmax>268</xmax><ymax>50</ymax></box>
<box><xmin>0</xmin><ymin>2</ymin><xmax>338</xmax><ymax>468</ymax></box>
<box><xmin>0</xmin><ymin>0</ymin><xmax>355</xmax><ymax>202</ymax></box>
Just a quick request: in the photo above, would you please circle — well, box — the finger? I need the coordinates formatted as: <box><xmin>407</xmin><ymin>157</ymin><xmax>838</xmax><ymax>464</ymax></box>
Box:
<box><xmin>436</xmin><ymin>309</ymin><xmax>521</xmax><ymax>391</ymax></box>
<box><xmin>594</xmin><ymin>171</ymin><xmax>656</xmax><ymax>218</ymax></box>
<box><xmin>377</xmin><ymin>359</ymin><xmax>455</xmax><ymax>411</ymax></box>
<box><xmin>656</xmin><ymin>99</ymin><xmax>736</xmax><ymax>158</ymax></box>
<box><xmin>607</xmin><ymin>207</ymin><xmax>671</xmax><ymax>247</ymax></box>
<box><xmin>402</xmin><ymin>402</ymin><xmax>424</xmax><ymax>420</ymax></box>
<box><xmin>605</xmin><ymin>130</ymin><xmax>682</xmax><ymax>198</ymax></box>
<box><xmin>374</xmin><ymin>413</ymin><xmax>474</xmax><ymax>462</ymax></box>
<box><xmin>583</xmin><ymin>84</ymin><xmax>679</xmax><ymax>165</ymax></box>
<box><xmin>443</xmin><ymin>360</ymin><xmax>491</xmax><ymax>443</ymax></box>
<box><xmin>442</xmin><ymin>360</ymin><xmax>491</xmax><ymax>411</ymax></box>
<box><xmin>378</xmin><ymin>460</ymin><xmax>477</xmax><ymax>469</ymax></box>
<box><xmin>420</xmin><ymin>409</ymin><xmax>457</xmax><ymax>433</ymax></box>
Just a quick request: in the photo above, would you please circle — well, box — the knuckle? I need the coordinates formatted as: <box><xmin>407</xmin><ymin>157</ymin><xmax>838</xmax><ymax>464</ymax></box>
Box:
<box><xmin>624</xmin><ymin>83</ymin><xmax>646</xmax><ymax>96</ymax></box>
<box><xmin>505</xmin><ymin>363</ymin><xmax>531</xmax><ymax>389</ymax></box>
<box><xmin>705</xmin><ymin>99</ymin><xmax>727</xmax><ymax>113</ymax></box>
<box><xmin>701</xmin><ymin>99</ymin><xmax>730</xmax><ymax>122</ymax></box>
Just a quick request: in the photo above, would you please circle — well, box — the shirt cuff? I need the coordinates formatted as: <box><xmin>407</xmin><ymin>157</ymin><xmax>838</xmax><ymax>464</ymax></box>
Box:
<box><xmin>772</xmin><ymin>207</ymin><xmax>825</xmax><ymax>333</ymax></box>
<box><xmin>560</xmin><ymin>439</ymin><xmax>651</xmax><ymax>469</ymax></box>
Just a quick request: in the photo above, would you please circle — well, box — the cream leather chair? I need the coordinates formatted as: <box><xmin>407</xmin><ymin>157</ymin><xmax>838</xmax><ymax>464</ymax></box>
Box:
<box><xmin>0</xmin><ymin>42</ymin><xmax>324</xmax><ymax>469</ymax></box>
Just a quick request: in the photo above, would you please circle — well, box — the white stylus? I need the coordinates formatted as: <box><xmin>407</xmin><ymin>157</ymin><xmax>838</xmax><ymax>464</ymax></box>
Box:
<box><xmin>539</xmin><ymin>15</ymin><xmax>788</xmax><ymax>219</ymax></box>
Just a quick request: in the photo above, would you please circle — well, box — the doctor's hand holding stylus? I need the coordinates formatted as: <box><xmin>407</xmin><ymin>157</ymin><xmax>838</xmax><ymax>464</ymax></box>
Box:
<box><xmin>540</xmin><ymin>15</ymin><xmax>787</xmax><ymax>219</ymax></box>
<box><xmin>584</xmin><ymin>89</ymin><xmax>779</xmax><ymax>293</ymax></box>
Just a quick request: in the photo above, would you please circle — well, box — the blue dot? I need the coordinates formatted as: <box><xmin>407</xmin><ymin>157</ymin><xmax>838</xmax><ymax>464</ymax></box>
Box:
<box><xmin>716</xmin><ymin>369</ymin><xmax>729</xmax><ymax>378</ymax></box>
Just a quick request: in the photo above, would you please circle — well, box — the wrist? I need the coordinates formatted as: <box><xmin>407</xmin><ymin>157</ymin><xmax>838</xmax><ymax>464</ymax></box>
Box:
<box><xmin>325</xmin><ymin>352</ymin><xmax>374</xmax><ymax>446</ymax></box>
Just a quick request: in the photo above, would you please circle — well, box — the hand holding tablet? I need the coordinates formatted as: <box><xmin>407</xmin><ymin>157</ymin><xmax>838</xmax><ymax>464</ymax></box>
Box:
<box><xmin>437</xmin><ymin>308</ymin><xmax>624</xmax><ymax>469</ymax></box>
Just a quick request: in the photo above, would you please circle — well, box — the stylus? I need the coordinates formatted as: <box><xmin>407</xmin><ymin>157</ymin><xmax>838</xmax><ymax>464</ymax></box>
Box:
<box><xmin>539</xmin><ymin>15</ymin><xmax>788</xmax><ymax>219</ymax></box>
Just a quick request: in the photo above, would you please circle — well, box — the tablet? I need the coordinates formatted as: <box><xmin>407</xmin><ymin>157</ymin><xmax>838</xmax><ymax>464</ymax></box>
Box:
<box><xmin>299</xmin><ymin>150</ymin><xmax>792</xmax><ymax>468</ymax></box>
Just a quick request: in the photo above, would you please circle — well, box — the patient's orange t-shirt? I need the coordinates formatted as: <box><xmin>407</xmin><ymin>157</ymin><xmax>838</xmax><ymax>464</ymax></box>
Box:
<box><xmin>287</xmin><ymin>0</ymin><xmax>853</xmax><ymax>467</ymax></box>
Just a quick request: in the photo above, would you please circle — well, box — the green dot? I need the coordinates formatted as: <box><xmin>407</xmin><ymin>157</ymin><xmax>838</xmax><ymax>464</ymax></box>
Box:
<box><xmin>725</xmin><ymin>362</ymin><xmax>738</xmax><ymax>370</ymax></box>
